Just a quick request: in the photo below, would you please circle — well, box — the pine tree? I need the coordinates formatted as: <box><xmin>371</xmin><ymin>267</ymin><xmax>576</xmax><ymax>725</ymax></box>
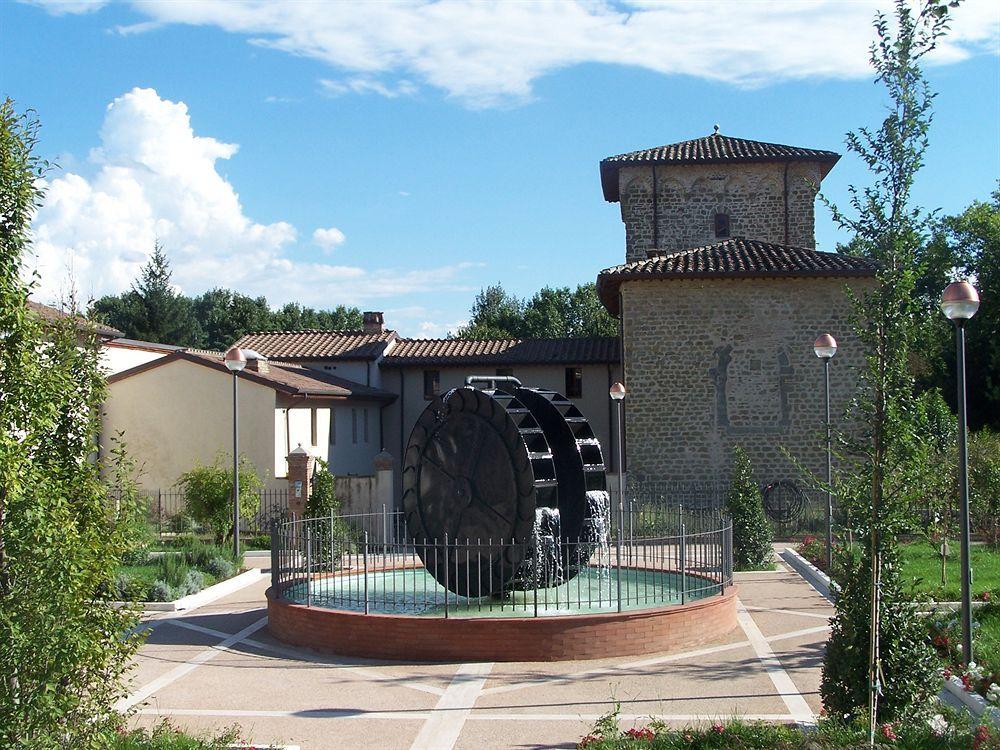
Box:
<box><xmin>725</xmin><ymin>447</ymin><xmax>773</xmax><ymax>571</ymax></box>
<box><xmin>128</xmin><ymin>242</ymin><xmax>202</xmax><ymax>346</ymax></box>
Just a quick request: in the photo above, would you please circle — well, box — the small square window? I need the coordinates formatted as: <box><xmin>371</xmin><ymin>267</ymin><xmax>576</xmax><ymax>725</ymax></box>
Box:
<box><xmin>424</xmin><ymin>370</ymin><xmax>441</xmax><ymax>400</ymax></box>
<box><xmin>565</xmin><ymin>367</ymin><xmax>583</xmax><ymax>399</ymax></box>
<box><xmin>714</xmin><ymin>212</ymin><xmax>731</xmax><ymax>238</ymax></box>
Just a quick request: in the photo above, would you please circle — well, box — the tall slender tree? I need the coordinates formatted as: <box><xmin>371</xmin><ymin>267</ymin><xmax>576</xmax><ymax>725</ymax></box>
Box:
<box><xmin>820</xmin><ymin>0</ymin><xmax>953</xmax><ymax>733</ymax></box>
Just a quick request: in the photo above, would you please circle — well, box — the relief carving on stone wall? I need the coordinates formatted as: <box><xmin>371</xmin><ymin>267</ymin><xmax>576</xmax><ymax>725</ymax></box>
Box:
<box><xmin>708</xmin><ymin>344</ymin><xmax>794</xmax><ymax>435</ymax></box>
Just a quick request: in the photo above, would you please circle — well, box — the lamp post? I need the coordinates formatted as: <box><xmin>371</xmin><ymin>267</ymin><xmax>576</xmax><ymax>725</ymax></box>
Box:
<box><xmin>814</xmin><ymin>333</ymin><xmax>838</xmax><ymax>573</ymax></box>
<box><xmin>941</xmin><ymin>281</ymin><xmax>981</xmax><ymax>663</ymax></box>
<box><xmin>610</xmin><ymin>382</ymin><xmax>626</xmax><ymax>537</ymax></box>
<box><xmin>224</xmin><ymin>346</ymin><xmax>247</xmax><ymax>559</ymax></box>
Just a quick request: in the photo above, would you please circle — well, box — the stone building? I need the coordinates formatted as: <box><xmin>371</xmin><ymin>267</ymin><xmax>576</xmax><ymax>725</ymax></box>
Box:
<box><xmin>596</xmin><ymin>131</ymin><xmax>878</xmax><ymax>496</ymax></box>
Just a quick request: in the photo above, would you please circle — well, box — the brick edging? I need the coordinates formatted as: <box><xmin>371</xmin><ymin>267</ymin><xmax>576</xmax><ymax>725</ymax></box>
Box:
<box><xmin>266</xmin><ymin>586</ymin><xmax>738</xmax><ymax>662</ymax></box>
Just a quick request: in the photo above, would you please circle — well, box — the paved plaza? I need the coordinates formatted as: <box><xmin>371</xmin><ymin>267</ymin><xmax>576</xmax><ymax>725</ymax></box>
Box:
<box><xmin>124</xmin><ymin>548</ymin><xmax>833</xmax><ymax>749</ymax></box>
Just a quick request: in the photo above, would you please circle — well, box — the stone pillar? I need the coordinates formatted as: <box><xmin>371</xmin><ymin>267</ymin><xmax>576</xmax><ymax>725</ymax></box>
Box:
<box><xmin>286</xmin><ymin>444</ymin><xmax>315</xmax><ymax>518</ymax></box>
<box><xmin>373</xmin><ymin>450</ymin><xmax>394</xmax><ymax>544</ymax></box>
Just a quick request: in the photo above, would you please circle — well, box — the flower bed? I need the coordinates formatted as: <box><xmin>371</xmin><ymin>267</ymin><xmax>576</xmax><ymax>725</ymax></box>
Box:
<box><xmin>114</xmin><ymin>537</ymin><xmax>244</xmax><ymax>602</ymax></box>
<box><xmin>576</xmin><ymin>712</ymin><xmax>999</xmax><ymax>749</ymax></box>
<box><xmin>928</xmin><ymin>600</ymin><xmax>1000</xmax><ymax>702</ymax></box>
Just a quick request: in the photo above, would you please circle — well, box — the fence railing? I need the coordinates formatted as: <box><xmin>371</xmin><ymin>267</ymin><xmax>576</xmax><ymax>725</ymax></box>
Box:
<box><xmin>109</xmin><ymin>487</ymin><xmax>291</xmax><ymax>539</ymax></box>
<box><xmin>270</xmin><ymin>506</ymin><xmax>733</xmax><ymax>618</ymax></box>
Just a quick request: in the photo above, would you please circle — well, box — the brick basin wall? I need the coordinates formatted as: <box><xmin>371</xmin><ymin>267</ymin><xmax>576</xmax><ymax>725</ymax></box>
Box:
<box><xmin>266</xmin><ymin>585</ymin><xmax>738</xmax><ymax>662</ymax></box>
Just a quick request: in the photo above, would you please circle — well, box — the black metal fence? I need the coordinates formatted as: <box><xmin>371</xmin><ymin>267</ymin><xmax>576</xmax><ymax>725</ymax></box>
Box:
<box><xmin>270</xmin><ymin>506</ymin><xmax>733</xmax><ymax>618</ymax></box>
<box><xmin>110</xmin><ymin>487</ymin><xmax>291</xmax><ymax>539</ymax></box>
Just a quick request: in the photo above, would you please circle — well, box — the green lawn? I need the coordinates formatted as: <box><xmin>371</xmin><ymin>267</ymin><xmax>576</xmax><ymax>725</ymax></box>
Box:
<box><xmin>900</xmin><ymin>542</ymin><xmax>1000</xmax><ymax>600</ymax></box>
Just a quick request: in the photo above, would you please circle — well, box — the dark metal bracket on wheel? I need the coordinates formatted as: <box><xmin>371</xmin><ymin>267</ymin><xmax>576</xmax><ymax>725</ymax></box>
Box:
<box><xmin>402</xmin><ymin>377</ymin><xmax>607</xmax><ymax>597</ymax></box>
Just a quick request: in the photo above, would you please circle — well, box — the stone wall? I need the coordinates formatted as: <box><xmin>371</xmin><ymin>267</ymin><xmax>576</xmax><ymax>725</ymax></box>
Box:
<box><xmin>620</xmin><ymin>276</ymin><xmax>874</xmax><ymax>488</ymax></box>
<box><xmin>617</xmin><ymin>162</ymin><xmax>823</xmax><ymax>262</ymax></box>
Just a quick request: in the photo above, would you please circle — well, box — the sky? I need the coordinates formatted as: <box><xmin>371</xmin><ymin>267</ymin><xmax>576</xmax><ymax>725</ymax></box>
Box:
<box><xmin>3</xmin><ymin>0</ymin><xmax>999</xmax><ymax>338</ymax></box>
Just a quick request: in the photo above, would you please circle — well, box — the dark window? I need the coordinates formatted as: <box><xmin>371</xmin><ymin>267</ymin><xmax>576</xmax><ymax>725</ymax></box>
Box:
<box><xmin>363</xmin><ymin>408</ymin><xmax>370</xmax><ymax>443</ymax></box>
<box><xmin>423</xmin><ymin>370</ymin><xmax>440</xmax><ymax>400</ymax></box>
<box><xmin>310</xmin><ymin>408</ymin><xmax>318</xmax><ymax>445</ymax></box>
<box><xmin>351</xmin><ymin>409</ymin><xmax>358</xmax><ymax>444</ymax></box>
<box><xmin>496</xmin><ymin>368</ymin><xmax>514</xmax><ymax>378</ymax></box>
<box><xmin>565</xmin><ymin>367</ymin><xmax>583</xmax><ymax>399</ymax></box>
<box><xmin>330</xmin><ymin>409</ymin><xmax>336</xmax><ymax>445</ymax></box>
<box><xmin>714</xmin><ymin>212</ymin><xmax>730</xmax><ymax>238</ymax></box>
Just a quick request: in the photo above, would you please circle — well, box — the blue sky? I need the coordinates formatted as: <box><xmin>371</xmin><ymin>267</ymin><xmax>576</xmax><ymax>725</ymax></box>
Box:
<box><xmin>4</xmin><ymin>0</ymin><xmax>998</xmax><ymax>337</ymax></box>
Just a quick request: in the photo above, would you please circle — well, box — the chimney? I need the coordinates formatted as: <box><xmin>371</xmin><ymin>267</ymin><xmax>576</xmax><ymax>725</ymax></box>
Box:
<box><xmin>363</xmin><ymin>311</ymin><xmax>384</xmax><ymax>335</ymax></box>
<box><xmin>246</xmin><ymin>354</ymin><xmax>269</xmax><ymax>374</ymax></box>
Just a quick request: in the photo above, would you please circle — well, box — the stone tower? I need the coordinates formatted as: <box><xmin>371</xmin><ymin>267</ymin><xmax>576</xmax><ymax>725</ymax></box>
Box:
<box><xmin>599</xmin><ymin>130</ymin><xmax>841</xmax><ymax>262</ymax></box>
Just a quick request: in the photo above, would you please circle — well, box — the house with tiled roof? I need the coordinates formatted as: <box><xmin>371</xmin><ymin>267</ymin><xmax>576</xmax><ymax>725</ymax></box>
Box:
<box><xmin>596</xmin><ymin>129</ymin><xmax>877</xmax><ymax>496</ymax></box>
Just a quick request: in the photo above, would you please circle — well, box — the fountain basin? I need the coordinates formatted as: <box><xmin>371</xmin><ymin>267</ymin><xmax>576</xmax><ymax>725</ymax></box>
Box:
<box><xmin>267</xmin><ymin>582</ymin><xmax>737</xmax><ymax>662</ymax></box>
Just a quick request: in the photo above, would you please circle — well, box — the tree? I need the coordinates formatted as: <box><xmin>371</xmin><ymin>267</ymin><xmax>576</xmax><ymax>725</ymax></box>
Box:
<box><xmin>819</xmin><ymin>0</ymin><xmax>952</xmax><ymax>730</ymax></box>
<box><xmin>92</xmin><ymin>242</ymin><xmax>203</xmax><ymax>346</ymax></box>
<box><xmin>272</xmin><ymin>302</ymin><xmax>362</xmax><ymax>332</ymax></box>
<box><xmin>176</xmin><ymin>455</ymin><xmax>263</xmax><ymax>544</ymax></box>
<box><xmin>0</xmin><ymin>99</ymin><xmax>143</xmax><ymax>746</ymax></box>
<box><xmin>456</xmin><ymin>282</ymin><xmax>617</xmax><ymax>339</ymax></box>
<box><xmin>724</xmin><ymin>447</ymin><xmax>773</xmax><ymax>571</ymax></box>
<box><xmin>191</xmin><ymin>288</ymin><xmax>272</xmax><ymax>351</ymax></box>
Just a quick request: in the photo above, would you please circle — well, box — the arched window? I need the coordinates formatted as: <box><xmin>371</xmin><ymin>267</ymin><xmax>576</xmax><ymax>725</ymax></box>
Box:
<box><xmin>714</xmin><ymin>212</ymin><xmax>731</xmax><ymax>238</ymax></box>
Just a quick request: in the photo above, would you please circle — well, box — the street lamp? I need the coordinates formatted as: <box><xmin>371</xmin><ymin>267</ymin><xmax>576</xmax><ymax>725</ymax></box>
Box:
<box><xmin>224</xmin><ymin>346</ymin><xmax>247</xmax><ymax>558</ymax></box>
<box><xmin>814</xmin><ymin>333</ymin><xmax>838</xmax><ymax>572</ymax></box>
<box><xmin>941</xmin><ymin>280</ymin><xmax>981</xmax><ymax>663</ymax></box>
<box><xmin>609</xmin><ymin>382</ymin><xmax>626</xmax><ymax>533</ymax></box>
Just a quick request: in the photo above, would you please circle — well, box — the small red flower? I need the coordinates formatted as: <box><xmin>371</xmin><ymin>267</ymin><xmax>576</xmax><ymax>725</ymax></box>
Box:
<box><xmin>578</xmin><ymin>734</ymin><xmax>601</xmax><ymax>748</ymax></box>
<box><xmin>979</xmin><ymin>591</ymin><xmax>991</xmax><ymax>602</ymax></box>
<box><xmin>880</xmin><ymin>723</ymin><xmax>897</xmax><ymax>741</ymax></box>
<box><xmin>943</xmin><ymin>668</ymin><xmax>953</xmax><ymax>679</ymax></box>
<box><xmin>711</xmin><ymin>722</ymin><xmax>725</xmax><ymax>733</ymax></box>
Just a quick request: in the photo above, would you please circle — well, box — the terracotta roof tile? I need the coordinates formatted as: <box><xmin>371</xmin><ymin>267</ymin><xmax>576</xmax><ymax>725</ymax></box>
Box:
<box><xmin>28</xmin><ymin>299</ymin><xmax>123</xmax><ymax>339</ymax></box>
<box><xmin>382</xmin><ymin>337</ymin><xmax>619</xmax><ymax>366</ymax></box>
<box><xmin>234</xmin><ymin>329</ymin><xmax>396</xmax><ymax>360</ymax></box>
<box><xmin>596</xmin><ymin>238</ymin><xmax>877</xmax><ymax>315</ymax></box>
<box><xmin>600</xmin><ymin>132</ymin><xmax>840</xmax><ymax>201</ymax></box>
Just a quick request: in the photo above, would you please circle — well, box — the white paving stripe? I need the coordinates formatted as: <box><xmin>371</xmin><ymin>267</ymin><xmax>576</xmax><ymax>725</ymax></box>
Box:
<box><xmin>735</xmin><ymin>599</ymin><xmax>816</xmax><ymax>727</ymax></box>
<box><xmin>480</xmin><ymin>624</ymin><xmax>829</xmax><ymax>697</ymax></box>
<box><xmin>165</xmin><ymin>618</ymin><xmax>445</xmax><ymax>696</ymax></box>
<box><xmin>410</xmin><ymin>662</ymin><xmax>493</xmax><ymax>750</ymax></box>
<box><xmin>139</xmin><ymin>707</ymin><xmax>798</xmax><ymax>723</ymax></box>
<box><xmin>117</xmin><ymin>616</ymin><xmax>269</xmax><ymax>712</ymax></box>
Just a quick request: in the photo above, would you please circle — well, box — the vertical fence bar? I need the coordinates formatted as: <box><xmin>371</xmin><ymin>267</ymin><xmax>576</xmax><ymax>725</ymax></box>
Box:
<box><xmin>363</xmin><ymin>531</ymin><xmax>369</xmax><ymax>615</ymax></box>
<box><xmin>615</xmin><ymin>527</ymin><xmax>623</xmax><ymax>613</ymax></box>
<box><xmin>443</xmin><ymin>533</ymin><xmax>450</xmax><ymax>619</ymax></box>
<box><xmin>270</xmin><ymin>521</ymin><xmax>279</xmax><ymax>597</ymax></box>
<box><xmin>305</xmin><ymin>525</ymin><xmax>313</xmax><ymax>607</ymax></box>
<box><xmin>680</xmin><ymin>521</ymin><xmax>687</xmax><ymax>605</ymax></box>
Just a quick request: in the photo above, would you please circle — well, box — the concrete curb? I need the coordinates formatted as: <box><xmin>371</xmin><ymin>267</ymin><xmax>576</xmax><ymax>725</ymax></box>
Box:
<box><xmin>113</xmin><ymin>568</ymin><xmax>264</xmax><ymax>612</ymax></box>
<box><xmin>227</xmin><ymin>745</ymin><xmax>299</xmax><ymax>750</ymax></box>
<box><xmin>942</xmin><ymin>674</ymin><xmax>1000</xmax><ymax>724</ymax></box>
<box><xmin>779</xmin><ymin>548</ymin><xmax>835</xmax><ymax>603</ymax></box>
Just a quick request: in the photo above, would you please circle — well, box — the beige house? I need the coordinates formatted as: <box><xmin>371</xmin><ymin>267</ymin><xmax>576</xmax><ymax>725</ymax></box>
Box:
<box><xmin>596</xmin><ymin>131</ymin><xmax>877</xmax><ymax>496</ymax></box>
<box><xmin>102</xmin><ymin>350</ymin><xmax>395</xmax><ymax>490</ymax></box>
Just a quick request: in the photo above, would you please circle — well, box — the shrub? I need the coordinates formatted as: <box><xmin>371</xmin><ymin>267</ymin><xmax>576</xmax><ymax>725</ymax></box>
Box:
<box><xmin>168</xmin><ymin>512</ymin><xmax>196</xmax><ymax>535</ymax></box>
<box><xmin>798</xmin><ymin>535</ymin><xmax>828</xmax><ymax>572</ymax></box>
<box><xmin>725</xmin><ymin>447</ymin><xmax>773</xmax><ymax>571</ymax></box>
<box><xmin>180</xmin><ymin>570</ymin><xmax>204</xmax><ymax>596</ymax></box>
<box><xmin>147</xmin><ymin>580</ymin><xmax>174</xmax><ymax>602</ymax></box>
<box><xmin>176</xmin><ymin>455</ymin><xmax>262</xmax><ymax>544</ymax></box>
<box><xmin>204</xmin><ymin>556</ymin><xmax>235</xmax><ymax>580</ymax></box>
<box><xmin>970</xmin><ymin>429</ymin><xmax>1000</xmax><ymax>545</ymax></box>
<box><xmin>156</xmin><ymin>553</ymin><xmax>190</xmax><ymax>588</ymax></box>
<box><xmin>307</xmin><ymin>459</ymin><xmax>354</xmax><ymax>564</ymax></box>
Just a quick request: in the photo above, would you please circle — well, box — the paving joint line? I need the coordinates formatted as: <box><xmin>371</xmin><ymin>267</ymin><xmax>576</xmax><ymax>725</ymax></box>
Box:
<box><xmin>410</xmin><ymin>662</ymin><xmax>493</xmax><ymax>750</ymax></box>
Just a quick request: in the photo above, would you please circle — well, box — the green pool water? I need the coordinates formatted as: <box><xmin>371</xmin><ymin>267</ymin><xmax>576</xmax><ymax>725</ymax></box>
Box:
<box><xmin>282</xmin><ymin>566</ymin><xmax>718</xmax><ymax>617</ymax></box>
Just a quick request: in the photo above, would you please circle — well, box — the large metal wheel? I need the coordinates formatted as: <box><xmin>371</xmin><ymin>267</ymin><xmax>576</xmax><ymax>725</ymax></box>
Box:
<box><xmin>402</xmin><ymin>387</ymin><xmax>554</xmax><ymax>597</ymax></box>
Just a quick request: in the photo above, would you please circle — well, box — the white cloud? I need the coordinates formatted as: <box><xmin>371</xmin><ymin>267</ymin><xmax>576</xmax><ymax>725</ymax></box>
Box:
<box><xmin>31</xmin><ymin>0</ymin><xmax>999</xmax><ymax>107</ymax></box>
<box><xmin>319</xmin><ymin>77</ymin><xmax>417</xmax><ymax>99</ymax></box>
<box><xmin>28</xmin><ymin>88</ymin><xmax>482</xmax><ymax>322</ymax></box>
<box><xmin>312</xmin><ymin>226</ymin><xmax>346</xmax><ymax>251</ymax></box>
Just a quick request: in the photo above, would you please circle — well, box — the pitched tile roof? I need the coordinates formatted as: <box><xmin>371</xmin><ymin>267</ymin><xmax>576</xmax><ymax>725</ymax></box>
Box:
<box><xmin>234</xmin><ymin>329</ymin><xmax>396</xmax><ymax>360</ymax></box>
<box><xmin>28</xmin><ymin>299</ymin><xmax>123</xmax><ymax>339</ymax></box>
<box><xmin>381</xmin><ymin>337</ymin><xmax>619</xmax><ymax>366</ymax></box>
<box><xmin>600</xmin><ymin>132</ymin><xmax>841</xmax><ymax>201</ymax></box>
<box><xmin>596</xmin><ymin>238</ymin><xmax>878</xmax><ymax>315</ymax></box>
<box><xmin>108</xmin><ymin>350</ymin><xmax>396</xmax><ymax>402</ymax></box>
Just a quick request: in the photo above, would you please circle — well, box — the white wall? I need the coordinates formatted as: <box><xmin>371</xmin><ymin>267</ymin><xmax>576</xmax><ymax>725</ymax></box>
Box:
<box><xmin>100</xmin><ymin>344</ymin><xmax>168</xmax><ymax>375</ymax></box>
<box><xmin>275</xmin><ymin>406</ymin><xmax>331</xmax><ymax>476</ymax></box>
